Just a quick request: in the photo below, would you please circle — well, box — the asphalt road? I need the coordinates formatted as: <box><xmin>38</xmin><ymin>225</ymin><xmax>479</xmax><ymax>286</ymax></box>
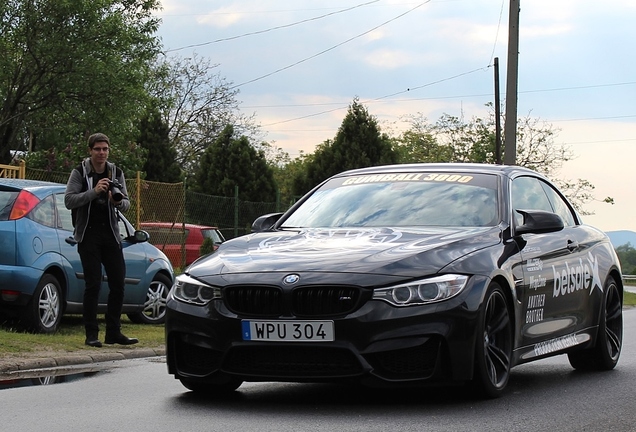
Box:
<box><xmin>1</xmin><ymin>309</ymin><xmax>635</xmax><ymax>432</ymax></box>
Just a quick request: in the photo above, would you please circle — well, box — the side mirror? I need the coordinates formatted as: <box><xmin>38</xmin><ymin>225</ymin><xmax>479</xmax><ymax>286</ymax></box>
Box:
<box><xmin>134</xmin><ymin>230</ymin><xmax>150</xmax><ymax>243</ymax></box>
<box><xmin>515</xmin><ymin>209</ymin><xmax>564</xmax><ymax>235</ymax></box>
<box><xmin>251</xmin><ymin>212</ymin><xmax>284</xmax><ymax>233</ymax></box>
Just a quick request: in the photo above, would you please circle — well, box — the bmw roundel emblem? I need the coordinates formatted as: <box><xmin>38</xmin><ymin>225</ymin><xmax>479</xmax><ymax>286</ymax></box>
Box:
<box><xmin>283</xmin><ymin>274</ymin><xmax>300</xmax><ymax>285</ymax></box>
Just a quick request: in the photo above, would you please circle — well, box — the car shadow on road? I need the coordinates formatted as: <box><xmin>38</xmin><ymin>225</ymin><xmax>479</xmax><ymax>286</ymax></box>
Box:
<box><xmin>171</xmin><ymin>356</ymin><xmax>627</xmax><ymax>411</ymax></box>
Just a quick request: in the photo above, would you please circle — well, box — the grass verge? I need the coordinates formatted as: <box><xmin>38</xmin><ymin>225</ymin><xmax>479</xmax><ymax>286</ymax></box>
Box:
<box><xmin>0</xmin><ymin>315</ymin><xmax>164</xmax><ymax>359</ymax></box>
<box><xmin>624</xmin><ymin>290</ymin><xmax>636</xmax><ymax>307</ymax></box>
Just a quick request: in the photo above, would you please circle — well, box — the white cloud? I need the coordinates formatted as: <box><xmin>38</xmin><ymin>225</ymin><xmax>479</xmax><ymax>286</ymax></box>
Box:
<box><xmin>157</xmin><ymin>0</ymin><xmax>181</xmax><ymax>14</ymax></box>
<box><xmin>363</xmin><ymin>49</ymin><xmax>413</xmax><ymax>69</ymax></box>
<box><xmin>523</xmin><ymin>0</ymin><xmax>577</xmax><ymax>22</ymax></box>
<box><xmin>521</xmin><ymin>24</ymin><xmax>573</xmax><ymax>39</ymax></box>
<box><xmin>196</xmin><ymin>6</ymin><xmax>244</xmax><ymax>28</ymax></box>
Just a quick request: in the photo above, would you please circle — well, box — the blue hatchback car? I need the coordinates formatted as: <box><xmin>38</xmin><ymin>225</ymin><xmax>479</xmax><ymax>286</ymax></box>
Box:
<box><xmin>0</xmin><ymin>178</ymin><xmax>175</xmax><ymax>333</ymax></box>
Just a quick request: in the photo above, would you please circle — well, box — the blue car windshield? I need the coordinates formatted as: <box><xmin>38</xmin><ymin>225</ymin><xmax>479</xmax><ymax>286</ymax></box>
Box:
<box><xmin>282</xmin><ymin>172</ymin><xmax>499</xmax><ymax>228</ymax></box>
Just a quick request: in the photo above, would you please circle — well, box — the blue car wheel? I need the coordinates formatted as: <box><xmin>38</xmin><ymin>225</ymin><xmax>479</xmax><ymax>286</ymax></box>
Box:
<box><xmin>22</xmin><ymin>274</ymin><xmax>63</xmax><ymax>334</ymax></box>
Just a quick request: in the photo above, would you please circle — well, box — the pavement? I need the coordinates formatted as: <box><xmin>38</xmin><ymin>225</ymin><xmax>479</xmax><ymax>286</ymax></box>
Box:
<box><xmin>0</xmin><ymin>346</ymin><xmax>165</xmax><ymax>377</ymax></box>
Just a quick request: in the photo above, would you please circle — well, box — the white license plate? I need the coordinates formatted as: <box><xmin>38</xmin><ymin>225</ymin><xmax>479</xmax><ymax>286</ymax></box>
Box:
<box><xmin>241</xmin><ymin>320</ymin><xmax>334</xmax><ymax>342</ymax></box>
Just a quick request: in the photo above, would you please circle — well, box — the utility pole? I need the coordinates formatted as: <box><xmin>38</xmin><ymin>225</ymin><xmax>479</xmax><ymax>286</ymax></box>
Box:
<box><xmin>504</xmin><ymin>0</ymin><xmax>520</xmax><ymax>165</ymax></box>
<box><xmin>494</xmin><ymin>57</ymin><xmax>502</xmax><ymax>165</ymax></box>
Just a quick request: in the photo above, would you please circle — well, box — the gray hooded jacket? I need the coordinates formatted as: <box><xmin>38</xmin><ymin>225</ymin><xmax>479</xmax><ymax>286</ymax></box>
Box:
<box><xmin>64</xmin><ymin>158</ymin><xmax>131</xmax><ymax>243</ymax></box>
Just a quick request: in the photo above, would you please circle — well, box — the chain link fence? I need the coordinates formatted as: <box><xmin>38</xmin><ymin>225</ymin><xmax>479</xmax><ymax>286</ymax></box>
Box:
<box><xmin>22</xmin><ymin>167</ymin><xmax>287</xmax><ymax>267</ymax></box>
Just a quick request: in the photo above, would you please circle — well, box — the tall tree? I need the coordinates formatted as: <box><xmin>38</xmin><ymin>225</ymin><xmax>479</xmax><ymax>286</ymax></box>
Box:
<box><xmin>434</xmin><ymin>113</ymin><xmax>497</xmax><ymax>163</ymax></box>
<box><xmin>192</xmin><ymin>125</ymin><xmax>276</xmax><ymax>202</ymax></box>
<box><xmin>138</xmin><ymin>108</ymin><xmax>182</xmax><ymax>183</ymax></box>
<box><xmin>394</xmin><ymin>114</ymin><xmax>452</xmax><ymax>163</ymax></box>
<box><xmin>293</xmin><ymin>98</ymin><xmax>397</xmax><ymax>195</ymax></box>
<box><xmin>259</xmin><ymin>142</ymin><xmax>306</xmax><ymax>207</ymax></box>
<box><xmin>147</xmin><ymin>54</ymin><xmax>261</xmax><ymax>175</ymax></box>
<box><xmin>396</xmin><ymin>110</ymin><xmax>612</xmax><ymax>214</ymax></box>
<box><xmin>0</xmin><ymin>0</ymin><xmax>161</xmax><ymax>166</ymax></box>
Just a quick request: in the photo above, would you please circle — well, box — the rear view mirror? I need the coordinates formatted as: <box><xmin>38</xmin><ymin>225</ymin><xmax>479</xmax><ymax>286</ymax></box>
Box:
<box><xmin>515</xmin><ymin>209</ymin><xmax>564</xmax><ymax>235</ymax></box>
<box><xmin>251</xmin><ymin>213</ymin><xmax>284</xmax><ymax>232</ymax></box>
<box><xmin>134</xmin><ymin>230</ymin><xmax>150</xmax><ymax>243</ymax></box>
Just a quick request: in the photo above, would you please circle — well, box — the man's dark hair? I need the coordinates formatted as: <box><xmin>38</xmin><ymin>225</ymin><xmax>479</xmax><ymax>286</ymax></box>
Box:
<box><xmin>88</xmin><ymin>133</ymin><xmax>110</xmax><ymax>149</ymax></box>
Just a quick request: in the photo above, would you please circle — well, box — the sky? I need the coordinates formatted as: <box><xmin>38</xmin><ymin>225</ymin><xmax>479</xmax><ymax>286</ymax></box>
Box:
<box><xmin>153</xmin><ymin>0</ymin><xmax>636</xmax><ymax>233</ymax></box>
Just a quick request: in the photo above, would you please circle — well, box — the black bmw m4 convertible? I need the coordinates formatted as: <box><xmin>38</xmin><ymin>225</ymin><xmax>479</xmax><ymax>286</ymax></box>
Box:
<box><xmin>165</xmin><ymin>163</ymin><xmax>623</xmax><ymax>398</ymax></box>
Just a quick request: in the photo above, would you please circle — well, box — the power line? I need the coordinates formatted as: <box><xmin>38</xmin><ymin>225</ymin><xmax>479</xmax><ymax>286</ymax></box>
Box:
<box><xmin>248</xmin><ymin>80</ymin><xmax>636</xmax><ymax>112</ymax></box>
<box><xmin>373</xmin><ymin>67</ymin><xmax>490</xmax><ymax>101</ymax></box>
<box><xmin>562</xmin><ymin>138</ymin><xmax>636</xmax><ymax>145</ymax></box>
<box><xmin>488</xmin><ymin>0</ymin><xmax>506</xmax><ymax>65</ymax></box>
<box><xmin>164</xmin><ymin>0</ymin><xmax>380</xmax><ymax>53</ymax></box>
<box><xmin>261</xmin><ymin>65</ymin><xmax>486</xmax><ymax>126</ymax></box>
<box><xmin>229</xmin><ymin>1</ymin><xmax>431</xmax><ymax>89</ymax></box>
<box><xmin>520</xmin><ymin>81</ymin><xmax>636</xmax><ymax>94</ymax></box>
<box><xmin>553</xmin><ymin>114</ymin><xmax>636</xmax><ymax>122</ymax></box>
<box><xmin>156</xmin><ymin>3</ymin><xmax>388</xmax><ymax>17</ymax></box>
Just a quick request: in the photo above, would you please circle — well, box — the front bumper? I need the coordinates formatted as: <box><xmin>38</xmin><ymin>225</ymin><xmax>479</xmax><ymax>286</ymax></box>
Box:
<box><xmin>165</xmin><ymin>275</ymin><xmax>489</xmax><ymax>387</ymax></box>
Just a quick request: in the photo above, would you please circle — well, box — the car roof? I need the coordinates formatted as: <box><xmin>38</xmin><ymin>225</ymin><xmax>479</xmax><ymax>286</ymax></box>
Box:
<box><xmin>334</xmin><ymin>163</ymin><xmax>544</xmax><ymax>179</ymax></box>
<box><xmin>140</xmin><ymin>222</ymin><xmax>219</xmax><ymax>230</ymax></box>
<box><xmin>0</xmin><ymin>178</ymin><xmax>65</xmax><ymax>195</ymax></box>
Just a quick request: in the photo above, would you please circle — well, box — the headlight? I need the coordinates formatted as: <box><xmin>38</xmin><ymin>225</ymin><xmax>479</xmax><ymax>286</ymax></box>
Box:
<box><xmin>172</xmin><ymin>274</ymin><xmax>221</xmax><ymax>305</ymax></box>
<box><xmin>372</xmin><ymin>274</ymin><xmax>469</xmax><ymax>306</ymax></box>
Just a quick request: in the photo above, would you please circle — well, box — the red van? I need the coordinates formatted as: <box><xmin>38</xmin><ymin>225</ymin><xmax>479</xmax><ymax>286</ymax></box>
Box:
<box><xmin>140</xmin><ymin>222</ymin><xmax>225</xmax><ymax>268</ymax></box>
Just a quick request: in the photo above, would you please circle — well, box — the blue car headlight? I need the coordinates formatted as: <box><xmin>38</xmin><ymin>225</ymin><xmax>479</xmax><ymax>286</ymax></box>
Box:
<box><xmin>172</xmin><ymin>274</ymin><xmax>221</xmax><ymax>305</ymax></box>
<box><xmin>372</xmin><ymin>274</ymin><xmax>469</xmax><ymax>306</ymax></box>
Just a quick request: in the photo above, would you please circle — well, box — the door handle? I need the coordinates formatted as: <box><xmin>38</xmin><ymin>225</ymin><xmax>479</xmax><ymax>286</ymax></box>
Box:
<box><xmin>567</xmin><ymin>239</ymin><xmax>579</xmax><ymax>252</ymax></box>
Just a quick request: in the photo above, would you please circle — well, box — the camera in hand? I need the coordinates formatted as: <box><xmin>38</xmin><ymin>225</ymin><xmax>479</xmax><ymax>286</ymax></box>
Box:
<box><xmin>107</xmin><ymin>179</ymin><xmax>124</xmax><ymax>202</ymax></box>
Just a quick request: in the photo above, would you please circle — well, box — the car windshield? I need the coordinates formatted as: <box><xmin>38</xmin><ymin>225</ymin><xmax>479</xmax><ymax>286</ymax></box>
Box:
<box><xmin>281</xmin><ymin>172</ymin><xmax>499</xmax><ymax>228</ymax></box>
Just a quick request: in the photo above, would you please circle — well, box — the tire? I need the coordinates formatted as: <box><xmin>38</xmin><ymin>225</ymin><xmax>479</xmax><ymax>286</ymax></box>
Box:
<box><xmin>179</xmin><ymin>378</ymin><xmax>243</xmax><ymax>396</ymax></box>
<box><xmin>127</xmin><ymin>273</ymin><xmax>172</xmax><ymax>324</ymax></box>
<box><xmin>472</xmin><ymin>282</ymin><xmax>513</xmax><ymax>398</ymax></box>
<box><xmin>568</xmin><ymin>276</ymin><xmax>622</xmax><ymax>370</ymax></box>
<box><xmin>22</xmin><ymin>274</ymin><xmax>63</xmax><ymax>334</ymax></box>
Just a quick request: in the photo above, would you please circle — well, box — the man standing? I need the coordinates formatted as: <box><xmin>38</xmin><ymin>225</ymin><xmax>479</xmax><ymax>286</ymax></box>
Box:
<box><xmin>65</xmin><ymin>133</ymin><xmax>138</xmax><ymax>347</ymax></box>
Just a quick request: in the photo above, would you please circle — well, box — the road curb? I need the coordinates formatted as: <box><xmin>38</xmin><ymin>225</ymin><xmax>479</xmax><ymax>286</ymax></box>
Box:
<box><xmin>0</xmin><ymin>347</ymin><xmax>165</xmax><ymax>375</ymax></box>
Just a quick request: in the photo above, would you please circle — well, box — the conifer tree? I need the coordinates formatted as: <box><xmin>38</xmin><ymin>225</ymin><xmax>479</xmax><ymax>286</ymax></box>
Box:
<box><xmin>294</xmin><ymin>98</ymin><xmax>397</xmax><ymax>195</ymax></box>
<box><xmin>193</xmin><ymin>125</ymin><xmax>277</xmax><ymax>202</ymax></box>
<box><xmin>138</xmin><ymin>109</ymin><xmax>182</xmax><ymax>183</ymax></box>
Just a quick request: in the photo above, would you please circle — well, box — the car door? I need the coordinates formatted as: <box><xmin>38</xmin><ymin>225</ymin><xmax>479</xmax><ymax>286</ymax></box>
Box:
<box><xmin>117</xmin><ymin>215</ymin><xmax>151</xmax><ymax>306</ymax></box>
<box><xmin>511</xmin><ymin>176</ymin><xmax>590</xmax><ymax>352</ymax></box>
<box><xmin>54</xmin><ymin>193</ymin><xmax>85</xmax><ymax>306</ymax></box>
<box><xmin>54</xmin><ymin>194</ymin><xmax>148</xmax><ymax>306</ymax></box>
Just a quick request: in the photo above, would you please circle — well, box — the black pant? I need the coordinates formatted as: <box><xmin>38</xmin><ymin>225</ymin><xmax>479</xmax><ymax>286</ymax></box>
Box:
<box><xmin>78</xmin><ymin>223</ymin><xmax>126</xmax><ymax>337</ymax></box>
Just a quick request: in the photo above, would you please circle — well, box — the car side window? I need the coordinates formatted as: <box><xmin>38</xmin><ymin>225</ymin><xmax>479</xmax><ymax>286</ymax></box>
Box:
<box><xmin>118</xmin><ymin>219</ymin><xmax>126</xmax><ymax>239</ymax></box>
<box><xmin>54</xmin><ymin>193</ymin><xmax>74</xmax><ymax>231</ymax></box>
<box><xmin>511</xmin><ymin>176</ymin><xmax>554</xmax><ymax>226</ymax></box>
<box><xmin>28</xmin><ymin>195</ymin><xmax>56</xmax><ymax>228</ymax></box>
<box><xmin>0</xmin><ymin>191</ymin><xmax>19</xmax><ymax>220</ymax></box>
<box><xmin>539</xmin><ymin>181</ymin><xmax>577</xmax><ymax>227</ymax></box>
<box><xmin>203</xmin><ymin>229</ymin><xmax>224</xmax><ymax>244</ymax></box>
<box><xmin>212</xmin><ymin>231</ymin><xmax>224</xmax><ymax>243</ymax></box>
<box><xmin>143</xmin><ymin>227</ymin><xmax>187</xmax><ymax>245</ymax></box>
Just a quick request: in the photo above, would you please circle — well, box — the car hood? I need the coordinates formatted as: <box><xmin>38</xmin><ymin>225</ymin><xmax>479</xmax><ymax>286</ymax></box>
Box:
<box><xmin>187</xmin><ymin>226</ymin><xmax>502</xmax><ymax>279</ymax></box>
